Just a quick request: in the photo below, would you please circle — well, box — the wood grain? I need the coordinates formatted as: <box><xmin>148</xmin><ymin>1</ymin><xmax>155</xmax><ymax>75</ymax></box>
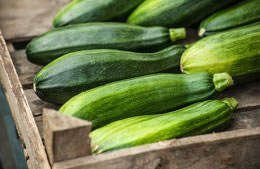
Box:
<box><xmin>0</xmin><ymin>0</ymin><xmax>71</xmax><ymax>41</ymax></box>
<box><xmin>53</xmin><ymin>127</ymin><xmax>260</xmax><ymax>169</ymax></box>
<box><xmin>24</xmin><ymin>89</ymin><xmax>59</xmax><ymax>116</ymax></box>
<box><xmin>0</xmin><ymin>30</ymin><xmax>51</xmax><ymax>169</ymax></box>
<box><xmin>43</xmin><ymin>109</ymin><xmax>92</xmax><ymax>165</ymax></box>
<box><xmin>10</xmin><ymin>50</ymin><xmax>42</xmax><ymax>88</ymax></box>
<box><xmin>218</xmin><ymin>80</ymin><xmax>260</xmax><ymax>111</ymax></box>
<box><xmin>230</xmin><ymin>109</ymin><xmax>260</xmax><ymax>130</ymax></box>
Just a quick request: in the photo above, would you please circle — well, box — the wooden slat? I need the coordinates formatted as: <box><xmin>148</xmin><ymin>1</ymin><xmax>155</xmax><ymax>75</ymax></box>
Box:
<box><xmin>218</xmin><ymin>80</ymin><xmax>260</xmax><ymax>111</ymax></box>
<box><xmin>0</xmin><ymin>30</ymin><xmax>51</xmax><ymax>169</ymax></box>
<box><xmin>24</xmin><ymin>89</ymin><xmax>60</xmax><ymax>139</ymax></box>
<box><xmin>24</xmin><ymin>89</ymin><xmax>59</xmax><ymax>116</ymax></box>
<box><xmin>53</xmin><ymin>127</ymin><xmax>260</xmax><ymax>169</ymax></box>
<box><xmin>10</xmin><ymin>50</ymin><xmax>42</xmax><ymax>88</ymax></box>
<box><xmin>230</xmin><ymin>109</ymin><xmax>260</xmax><ymax>130</ymax></box>
<box><xmin>7</xmin><ymin>42</ymin><xmax>15</xmax><ymax>52</ymax></box>
<box><xmin>0</xmin><ymin>0</ymin><xmax>71</xmax><ymax>41</ymax></box>
<box><xmin>43</xmin><ymin>109</ymin><xmax>92</xmax><ymax>165</ymax></box>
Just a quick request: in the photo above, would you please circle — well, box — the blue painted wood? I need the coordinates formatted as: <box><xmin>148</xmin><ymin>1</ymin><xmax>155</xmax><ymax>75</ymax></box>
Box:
<box><xmin>0</xmin><ymin>85</ymin><xmax>28</xmax><ymax>169</ymax></box>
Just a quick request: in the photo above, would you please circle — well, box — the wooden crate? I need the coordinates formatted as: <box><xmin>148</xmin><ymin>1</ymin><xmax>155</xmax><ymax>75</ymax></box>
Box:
<box><xmin>0</xmin><ymin>1</ymin><xmax>260</xmax><ymax>169</ymax></box>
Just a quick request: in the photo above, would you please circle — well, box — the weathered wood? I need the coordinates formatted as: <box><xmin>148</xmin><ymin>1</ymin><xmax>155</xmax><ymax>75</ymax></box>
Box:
<box><xmin>7</xmin><ymin>42</ymin><xmax>15</xmax><ymax>52</ymax></box>
<box><xmin>24</xmin><ymin>89</ymin><xmax>59</xmax><ymax>138</ymax></box>
<box><xmin>0</xmin><ymin>0</ymin><xmax>71</xmax><ymax>41</ymax></box>
<box><xmin>230</xmin><ymin>108</ymin><xmax>260</xmax><ymax>130</ymax></box>
<box><xmin>43</xmin><ymin>109</ymin><xmax>92</xmax><ymax>165</ymax></box>
<box><xmin>10</xmin><ymin>50</ymin><xmax>42</xmax><ymax>88</ymax></box>
<box><xmin>218</xmin><ymin>80</ymin><xmax>260</xmax><ymax>111</ymax></box>
<box><xmin>35</xmin><ymin>116</ymin><xmax>44</xmax><ymax>139</ymax></box>
<box><xmin>53</xmin><ymin>127</ymin><xmax>260</xmax><ymax>169</ymax></box>
<box><xmin>0</xmin><ymin>30</ymin><xmax>51</xmax><ymax>169</ymax></box>
<box><xmin>24</xmin><ymin>89</ymin><xmax>59</xmax><ymax>116</ymax></box>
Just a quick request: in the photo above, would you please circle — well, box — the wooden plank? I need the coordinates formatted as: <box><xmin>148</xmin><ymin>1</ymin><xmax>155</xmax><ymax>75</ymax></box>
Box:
<box><xmin>24</xmin><ymin>89</ymin><xmax>60</xmax><ymax>139</ymax></box>
<box><xmin>53</xmin><ymin>127</ymin><xmax>260</xmax><ymax>169</ymax></box>
<box><xmin>24</xmin><ymin>89</ymin><xmax>59</xmax><ymax>116</ymax></box>
<box><xmin>0</xmin><ymin>0</ymin><xmax>71</xmax><ymax>41</ymax></box>
<box><xmin>35</xmin><ymin>116</ymin><xmax>44</xmax><ymax>139</ymax></box>
<box><xmin>10</xmin><ymin>50</ymin><xmax>42</xmax><ymax>88</ymax></box>
<box><xmin>7</xmin><ymin>42</ymin><xmax>15</xmax><ymax>52</ymax></box>
<box><xmin>0</xmin><ymin>30</ymin><xmax>51</xmax><ymax>169</ymax></box>
<box><xmin>230</xmin><ymin>108</ymin><xmax>260</xmax><ymax>130</ymax></box>
<box><xmin>43</xmin><ymin>109</ymin><xmax>92</xmax><ymax>165</ymax></box>
<box><xmin>218</xmin><ymin>80</ymin><xmax>260</xmax><ymax>111</ymax></box>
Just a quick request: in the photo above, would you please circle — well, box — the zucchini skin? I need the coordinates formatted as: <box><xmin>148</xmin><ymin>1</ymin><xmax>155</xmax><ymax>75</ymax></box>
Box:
<box><xmin>90</xmin><ymin>98</ymin><xmax>237</xmax><ymax>154</ymax></box>
<box><xmin>59</xmin><ymin>72</ymin><xmax>233</xmax><ymax>129</ymax></box>
<box><xmin>127</xmin><ymin>0</ymin><xmax>238</xmax><ymax>27</ymax></box>
<box><xmin>34</xmin><ymin>45</ymin><xmax>186</xmax><ymax>104</ymax></box>
<box><xmin>199</xmin><ymin>0</ymin><xmax>260</xmax><ymax>37</ymax></box>
<box><xmin>26</xmin><ymin>23</ymin><xmax>186</xmax><ymax>65</ymax></box>
<box><xmin>53</xmin><ymin>0</ymin><xmax>144</xmax><ymax>27</ymax></box>
<box><xmin>181</xmin><ymin>23</ymin><xmax>260</xmax><ymax>83</ymax></box>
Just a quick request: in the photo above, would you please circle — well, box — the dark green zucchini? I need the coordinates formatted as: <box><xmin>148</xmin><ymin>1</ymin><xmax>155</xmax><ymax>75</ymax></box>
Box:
<box><xmin>199</xmin><ymin>0</ymin><xmax>260</xmax><ymax>37</ymax></box>
<box><xmin>90</xmin><ymin>98</ymin><xmax>237</xmax><ymax>153</ymax></box>
<box><xmin>59</xmin><ymin>72</ymin><xmax>233</xmax><ymax>129</ymax></box>
<box><xmin>53</xmin><ymin>0</ymin><xmax>144</xmax><ymax>27</ymax></box>
<box><xmin>181</xmin><ymin>22</ymin><xmax>260</xmax><ymax>83</ymax></box>
<box><xmin>26</xmin><ymin>23</ymin><xmax>186</xmax><ymax>65</ymax></box>
<box><xmin>127</xmin><ymin>0</ymin><xmax>238</xmax><ymax>27</ymax></box>
<box><xmin>34</xmin><ymin>45</ymin><xmax>186</xmax><ymax>104</ymax></box>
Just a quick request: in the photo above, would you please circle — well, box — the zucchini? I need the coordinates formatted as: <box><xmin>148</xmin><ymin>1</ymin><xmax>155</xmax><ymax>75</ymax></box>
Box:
<box><xmin>181</xmin><ymin>23</ymin><xmax>260</xmax><ymax>83</ymax></box>
<box><xmin>90</xmin><ymin>98</ymin><xmax>238</xmax><ymax>154</ymax></box>
<box><xmin>26</xmin><ymin>23</ymin><xmax>186</xmax><ymax>65</ymax></box>
<box><xmin>127</xmin><ymin>0</ymin><xmax>238</xmax><ymax>27</ymax></box>
<box><xmin>199</xmin><ymin>0</ymin><xmax>260</xmax><ymax>37</ymax></box>
<box><xmin>34</xmin><ymin>45</ymin><xmax>186</xmax><ymax>104</ymax></box>
<box><xmin>53</xmin><ymin>0</ymin><xmax>144</xmax><ymax>27</ymax></box>
<box><xmin>59</xmin><ymin>72</ymin><xmax>233</xmax><ymax>129</ymax></box>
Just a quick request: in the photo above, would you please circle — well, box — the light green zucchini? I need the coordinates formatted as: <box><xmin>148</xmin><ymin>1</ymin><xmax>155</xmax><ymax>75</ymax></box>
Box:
<box><xmin>90</xmin><ymin>98</ymin><xmax>238</xmax><ymax>154</ymax></box>
<box><xmin>181</xmin><ymin>23</ymin><xmax>260</xmax><ymax>83</ymax></box>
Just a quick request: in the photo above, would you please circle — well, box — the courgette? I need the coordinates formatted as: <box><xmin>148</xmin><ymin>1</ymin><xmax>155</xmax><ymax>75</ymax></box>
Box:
<box><xmin>127</xmin><ymin>0</ymin><xmax>238</xmax><ymax>27</ymax></box>
<box><xmin>181</xmin><ymin>23</ymin><xmax>260</xmax><ymax>83</ymax></box>
<box><xmin>199</xmin><ymin>0</ymin><xmax>260</xmax><ymax>37</ymax></box>
<box><xmin>59</xmin><ymin>72</ymin><xmax>233</xmax><ymax>129</ymax></box>
<box><xmin>26</xmin><ymin>23</ymin><xmax>186</xmax><ymax>65</ymax></box>
<box><xmin>53</xmin><ymin>0</ymin><xmax>144</xmax><ymax>27</ymax></box>
<box><xmin>34</xmin><ymin>45</ymin><xmax>186</xmax><ymax>104</ymax></box>
<box><xmin>90</xmin><ymin>98</ymin><xmax>238</xmax><ymax>154</ymax></box>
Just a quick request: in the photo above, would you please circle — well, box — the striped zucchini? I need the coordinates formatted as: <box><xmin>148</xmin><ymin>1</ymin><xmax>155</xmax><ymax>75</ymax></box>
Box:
<box><xmin>53</xmin><ymin>0</ymin><xmax>144</xmax><ymax>27</ymax></box>
<box><xmin>59</xmin><ymin>72</ymin><xmax>233</xmax><ymax>129</ymax></box>
<box><xmin>34</xmin><ymin>45</ymin><xmax>186</xmax><ymax>104</ymax></box>
<box><xmin>199</xmin><ymin>0</ymin><xmax>260</xmax><ymax>37</ymax></box>
<box><xmin>90</xmin><ymin>98</ymin><xmax>238</xmax><ymax>154</ymax></box>
<box><xmin>26</xmin><ymin>23</ymin><xmax>186</xmax><ymax>65</ymax></box>
<box><xmin>127</xmin><ymin>0</ymin><xmax>238</xmax><ymax>27</ymax></box>
<box><xmin>181</xmin><ymin>23</ymin><xmax>260</xmax><ymax>83</ymax></box>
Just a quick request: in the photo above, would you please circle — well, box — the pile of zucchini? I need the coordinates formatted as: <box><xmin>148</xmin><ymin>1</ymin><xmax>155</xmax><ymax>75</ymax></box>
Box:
<box><xmin>26</xmin><ymin>0</ymin><xmax>260</xmax><ymax>154</ymax></box>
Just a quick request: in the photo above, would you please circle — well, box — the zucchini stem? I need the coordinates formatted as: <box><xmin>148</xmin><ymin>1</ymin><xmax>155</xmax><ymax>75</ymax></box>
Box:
<box><xmin>221</xmin><ymin>98</ymin><xmax>238</xmax><ymax>111</ymax></box>
<box><xmin>169</xmin><ymin>28</ymin><xmax>186</xmax><ymax>42</ymax></box>
<box><xmin>213</xmin><ymin>73</ymin><xmax>233</xmax><ymax>91</ymax></box>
